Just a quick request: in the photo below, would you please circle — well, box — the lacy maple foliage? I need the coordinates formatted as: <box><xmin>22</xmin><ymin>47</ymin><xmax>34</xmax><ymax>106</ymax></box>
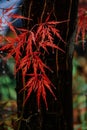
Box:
<box><xmin>1</xmin><ymin>3</ymin><xmax>87</xmax><ymax>111</ymax></box>
<box><xmin>76</xmin><ymin>7</ymin><xmax>87</xmax><ymax>47</ymax></box>
<box><xmin>0</xmin><ymin>5</ymin><xmax>65</xmax><ymax>110</ymax></box>
<box><xmin>0</xmin><ymin>5</ymin><xmax>29</xmax><ymax>35</ymax></box>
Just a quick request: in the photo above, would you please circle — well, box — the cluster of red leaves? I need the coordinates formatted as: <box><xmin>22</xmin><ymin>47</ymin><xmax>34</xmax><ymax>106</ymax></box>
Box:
<box><xmin>0</xmin><ymin>4</ymin><xmax>29</xmax><ymax>36</ymax></box>
<box><xmin>76</xmin><ymin>7</ymin><xmax>87</xmax><ymax>47</ymax></box>
<box><xmin>22</xmin><ymin>73</ymin><xmax>57</xmax><ymax>110</ymax></box>
<box><xmin>0</xmin><ymin>5</ymin><xmax>65</xmax><ymax>110</ymax></box>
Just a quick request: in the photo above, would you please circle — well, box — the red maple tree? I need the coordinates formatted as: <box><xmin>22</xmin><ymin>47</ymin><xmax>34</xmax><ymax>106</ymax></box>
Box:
<box><xmin>0</xmin><ymin>3</ymin><xmax>87</xmax><ymax>111</ymax></box>
<box><xmin>0</xmin><ymin>5</ymin><xmax>65</xmax><ymax>110</ymax></box>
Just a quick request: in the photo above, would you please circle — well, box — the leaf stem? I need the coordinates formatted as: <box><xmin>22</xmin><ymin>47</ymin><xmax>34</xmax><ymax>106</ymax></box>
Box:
<box><xmin>40</xmin><ymin>0</ymin><xmax>47</xmax><ymax>23</ymax></box>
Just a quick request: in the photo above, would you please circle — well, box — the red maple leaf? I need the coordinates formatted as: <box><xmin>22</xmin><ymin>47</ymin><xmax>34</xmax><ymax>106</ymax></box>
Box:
<box><xmin>76</xmin><ymin>7</ymin><xmax>87</xmax><ymax>48</ymax></box>
<box><xmin>22</xmin><ymin>74</ymin><xmax>57</xmax><ymax>111</ymax></box>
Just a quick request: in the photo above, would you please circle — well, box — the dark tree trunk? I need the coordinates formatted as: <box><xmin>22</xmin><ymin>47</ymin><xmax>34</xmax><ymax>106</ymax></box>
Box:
<box><xmin>16</xmin><ymin>0</ymin><xmax>78</xmax><ymax>130</ymax></box>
